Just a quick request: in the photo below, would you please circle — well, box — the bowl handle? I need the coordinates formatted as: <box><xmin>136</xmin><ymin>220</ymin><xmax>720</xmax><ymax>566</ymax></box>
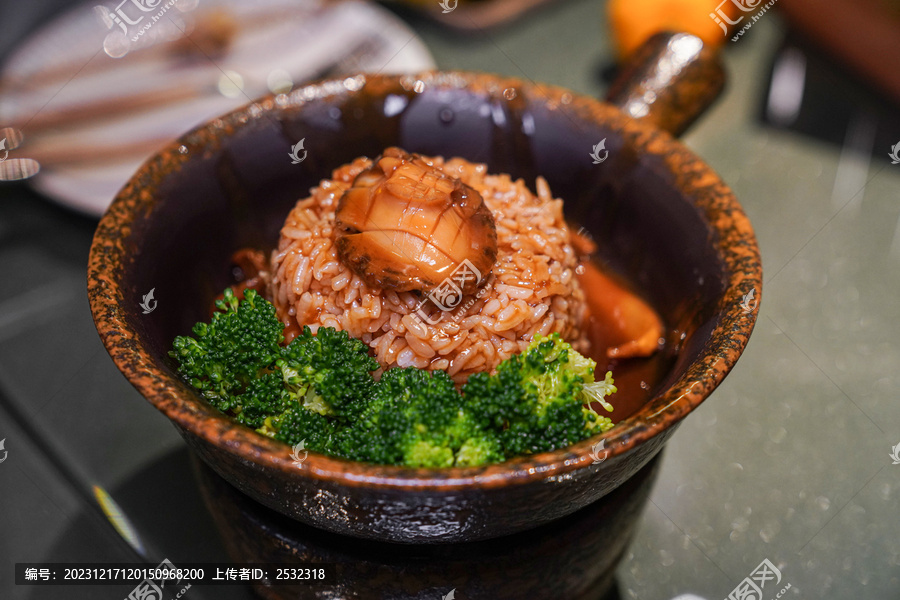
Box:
<box><xmin>605</xmin><ymin>32</ymin><xmax>726</xmax><ymax>137</ymax></box>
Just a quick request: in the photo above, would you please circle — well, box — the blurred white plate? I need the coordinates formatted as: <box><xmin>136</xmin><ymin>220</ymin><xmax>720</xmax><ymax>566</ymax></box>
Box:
<box><xmin>0</xmin><ymin>0</ymin><xmax>434</xmax><ymax>216</ymax></box>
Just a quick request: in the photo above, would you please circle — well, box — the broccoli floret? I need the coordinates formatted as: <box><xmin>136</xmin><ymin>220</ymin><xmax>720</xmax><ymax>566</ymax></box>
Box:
<box><xmin>169</xmin><ymin>288</ymin><xmax>284</xmax><ymax>420</ymax></box>
<box><xmin>455</xmin><ymin>433</ymin><xmax>504</xmax><ymax>467</ymax></box>
<box><xmin>583</xmin><ymin>370</ymin><xmax>617</xmax><ymax>433</ymax></box>
<box><xmin>463</xmin><ymin>333</ymin><xmax>616</xmax><ymax>459</ymax></box>
<box><xmin>271</xmin><ymin>406</ymin><xmax>338</xmax><ymax>454</ymax></box>
<box><xmin>336</xmin><ymin>367</ymin><xmax>465</xmax><ymax>468</ymax></box>
<box><xmin>169</xmin><ymin>289</ymin><xmax>376</xmax><ymax>446</ymax></box>
<box><xmin>336</xmin><ymin>366</ymin><xmax>519</xmax><ymax>468</ymax></box>
<box><xmin>404</xmin><ymin>440</ymin><xmax>455</xmax><ymax>468</ymax></box>
<box><xmin>229</xmin><ymin>371</ymin><xmax>289</xmax><ymax>429</ymax></box>
<box><xmin>280</xmin><ymin>326</ymin><xmax>379</xmax><ymax>421</ymax></box>
<box><xmin>461</xmin><ymin>365</ymin><xmax>532</xmax><ymax>431</ymax></box>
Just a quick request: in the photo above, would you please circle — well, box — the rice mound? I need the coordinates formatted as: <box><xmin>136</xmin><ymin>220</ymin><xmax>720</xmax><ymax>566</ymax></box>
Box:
<box><xmin>269</xmin><ymin>153</ymin><xmax>588</xmax><ymax>383</ymax></box>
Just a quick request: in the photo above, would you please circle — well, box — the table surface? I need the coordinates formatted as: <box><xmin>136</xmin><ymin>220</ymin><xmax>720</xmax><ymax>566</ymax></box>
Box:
<box><xmin>1</xmin><ymin>1</ymin><xmax>899</xmax><ymax>599</ymax></box>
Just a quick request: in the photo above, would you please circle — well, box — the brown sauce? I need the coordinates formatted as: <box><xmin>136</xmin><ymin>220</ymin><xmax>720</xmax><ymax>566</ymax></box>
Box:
<box><xmin>578</xmin><ymin>260</ymin><xmax>674</xmax><ymax>423</ymax></box>
<box><xmin>211</xmin><ymin>249</ymin><xmax>269</xmax><ymax>317</ymax></box>
<box><xmin>221</xmin><ymin>249</ymin><xmax>307</xmax><ymax>341</ymax></box>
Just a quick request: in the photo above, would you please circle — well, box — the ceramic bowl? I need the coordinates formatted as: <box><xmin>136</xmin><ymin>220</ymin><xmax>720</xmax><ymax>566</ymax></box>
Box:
<box><xmin>88</xmin><ymin>35</ymin><xmax>761</xmax><ymax>544</ymax></box>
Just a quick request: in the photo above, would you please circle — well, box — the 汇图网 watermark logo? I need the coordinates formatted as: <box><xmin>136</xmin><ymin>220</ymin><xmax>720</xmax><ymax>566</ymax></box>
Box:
<box><xmin>438</xmin><ymin>0</ymin><xmax>457</xmax><ymax>13</ymax></box>
<box><xmin>740</xmin><ymin>288</ymin><xmax>757</xmax><ymax>314</ymax></box>
<box><xmin>0</xmin><ymin>138</ymin><xmax>8</xmax><ymax>162</ymax></box>
<box><xmin>890</xmin><ymin>443</ymin><xmax>900</xmax><ymax>465</ymax></box>
<box><xmin>709</xmin><ymin>0</ymin><xmax>761</xmax><ymax>34</ymax></box>
<box><xmin>140</xmin><ymin>288</ymin><xmax>157</xmax><ymax>314</ymax></box>
<box><xmin>125</xmin><ymin>558</ymin><xmax>191</xmax><ymax>600</ymax></box>
<box><xmin>290</xmin><ymin>440</ymin><xmax>308</xmax><ymax>466</ymax></box>
<box><xmin>725</xmin><ymin>558</ymin><xmax>790</xmax><ymax>600</ymax></box>
<box><xmin>589</xmin><ymin>139</ymin><xmax>609</xmax><ymax>164</ymax></box>
<box><xmin>709</xmin><ymin>0</ymin><xmax>780</xmax><ymax>41</ymax></box>
<box><xmin>0</xmin><ymin>439</ymin><xmax>7</xmax><ymax>464</ymax></box>
<box><xmin>889</xmin><ymin>142</ymin><xmax>900</xmax><ymax>165</ymax></box>
<box><xmin>96</xmin><ymin>0</ymin><xmax>190</xmax><ymax>43</ymax></box>
<box><xmin>411</xmin><ymin>260</ymin><xmax>488</xmax><ymax>326</ymax></box>
<box><xmin>589</xmin><ymin>439</ymin><xmax>609</xmax><ymax>464</ymax></box>
<box><xmin>442</xmin><ymin>589</ymin><xmax>456</xmax><ymax>600</ymax></box>
<box><xmin>289</xmin><ymin>139</ymin><xmax>307</xmax><ymax>164</ymax></box>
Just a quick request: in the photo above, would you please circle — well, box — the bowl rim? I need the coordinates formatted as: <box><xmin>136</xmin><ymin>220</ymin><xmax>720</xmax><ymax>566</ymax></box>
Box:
<box><xmin>87</xmin><ymin>70</ymin><xmax>762</xmax><ymax>491</ymax></box>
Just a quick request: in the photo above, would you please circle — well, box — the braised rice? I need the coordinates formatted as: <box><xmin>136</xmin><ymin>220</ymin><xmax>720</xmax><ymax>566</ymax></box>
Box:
<box><xmin>269</xmin><ymin>153</ymin><xmax>588</xmax><ymax>383</ymax></box>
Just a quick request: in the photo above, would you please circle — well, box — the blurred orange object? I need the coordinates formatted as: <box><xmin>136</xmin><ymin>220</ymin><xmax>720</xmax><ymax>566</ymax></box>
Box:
<box><xmin>608</xmin><ymin>0</ymin><xmax>738</xmax><ymax>59</ymax></box>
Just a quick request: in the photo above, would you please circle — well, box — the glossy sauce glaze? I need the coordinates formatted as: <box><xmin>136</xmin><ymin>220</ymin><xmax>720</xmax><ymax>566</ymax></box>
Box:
<box><xmin>578</xmin><ymin>259</ymin><xmax>674</xmax><ymax>423</ymax></box>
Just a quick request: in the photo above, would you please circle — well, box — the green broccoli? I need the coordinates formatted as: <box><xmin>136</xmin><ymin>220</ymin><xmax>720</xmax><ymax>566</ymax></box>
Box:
<box><xmin>462</xmin><ymin>333</ymin><xmax>615</xmax><ymax>458</ymax></box>
<box><xmin>168</xmin><ymin>288</ymin><xmax>286</xmax><ymax>428</ymax></box>
<box><xmin>168</xmin><ymin>288</ymin><xmax>378</xmax><ymax>437</ymax></box>
<box><xmin>329</xmin><ymin>334</ymin><xmax>614</xmax><ymax>467</ymax></box>
<box><xmin>334</xmin><ymin>368</ymin><xmax>501</xmax><ymax>468</ymax></box>
<box><xmin>582</xmin><ymin>370</ymin><xmax>617</xmax><ymax>433</ymax></box>
<box><xmin>279</xmin><ymin>326</ymin><xmax>379</xmax><ymax>421</ymax></box>
<box><xmin>454</xmin><ymin>433</ymin><xmax>504</xmax><ymax>467</ymax></box>
<box><xmin>270</xmin><ymin>406</ymin><xmax>338</xmax><ymax>454</ymax></box>
<box><xmin>170</xmin><ymin>288</ymin><xmax>616</xmax><ymax>469</ymax></box>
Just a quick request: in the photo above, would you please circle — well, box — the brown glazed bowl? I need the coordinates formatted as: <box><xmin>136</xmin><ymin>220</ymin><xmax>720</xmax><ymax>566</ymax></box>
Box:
<box><xmin>193</xmin><ymin>453</ymin><xmax>663</xmax><ymax>600</ymax></box>
<box><xmin>88</xmin><ymin>34</ymin><xmax>761</xmax><ymax>544</ymax></box>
